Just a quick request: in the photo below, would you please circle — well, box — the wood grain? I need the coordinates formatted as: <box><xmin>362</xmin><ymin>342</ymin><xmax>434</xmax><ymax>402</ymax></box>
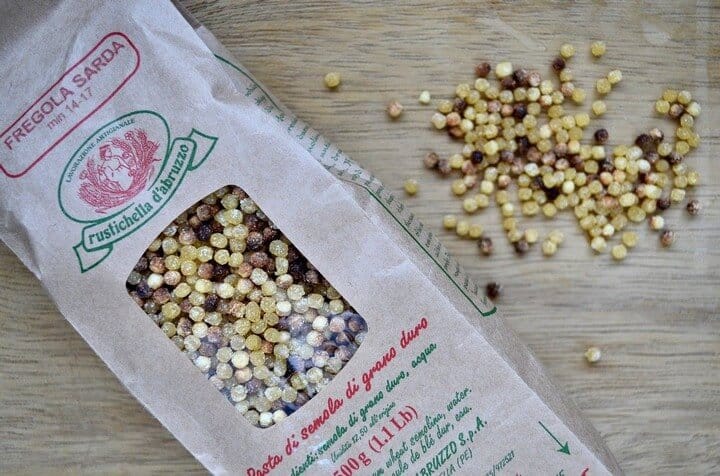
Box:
<box><xmin>1</xmin><ymin>1</ymin><xmax>719</xmax><ymax>474</ymax></box>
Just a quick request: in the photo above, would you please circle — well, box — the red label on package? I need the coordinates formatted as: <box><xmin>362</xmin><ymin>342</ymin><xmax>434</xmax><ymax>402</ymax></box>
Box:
<box><xmin>0</xmin><ymin>32</ymin><xmax>139</xmax><ymax>178</ymax></box>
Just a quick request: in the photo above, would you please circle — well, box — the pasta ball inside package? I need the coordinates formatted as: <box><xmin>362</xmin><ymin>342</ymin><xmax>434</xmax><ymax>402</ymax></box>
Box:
<box><xmin>0</xmin><ymin>1</ymin><xmax>620</xmax><ymax>474</ymax></box>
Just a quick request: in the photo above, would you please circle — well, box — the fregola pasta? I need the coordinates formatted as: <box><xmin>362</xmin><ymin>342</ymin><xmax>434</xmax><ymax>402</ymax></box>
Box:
<box><xmin>126</xmin><ymin>186</ymin><xmax>367</xmax><ymax>428</ymax></box>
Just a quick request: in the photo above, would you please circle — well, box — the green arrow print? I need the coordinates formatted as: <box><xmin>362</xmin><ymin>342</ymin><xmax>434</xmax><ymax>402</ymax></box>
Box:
<box><xmin>538</xmin><ymin>421</ymin><xmax>571</xmax><ymax>455</ymax></box>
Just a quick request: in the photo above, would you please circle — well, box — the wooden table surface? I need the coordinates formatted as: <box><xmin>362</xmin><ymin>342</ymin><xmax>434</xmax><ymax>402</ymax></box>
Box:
<box><xmin>1</xmin><ymin>1</ymin><xmax>719</xmax><ymax>474</ymax></box>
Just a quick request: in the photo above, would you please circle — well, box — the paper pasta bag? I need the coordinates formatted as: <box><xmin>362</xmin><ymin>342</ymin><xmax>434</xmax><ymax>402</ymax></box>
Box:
<box><xmin>0</xmin><ymin>1</ymin><xmax>620</xmax><ymax>474</ymax></box>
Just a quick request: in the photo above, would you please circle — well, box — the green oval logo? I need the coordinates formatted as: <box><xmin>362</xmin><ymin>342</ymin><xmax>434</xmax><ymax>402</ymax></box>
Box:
<box><xmin>57</xmin><ymin>110</ymin><xmax>217</xmax><ymax>272</ymax></box>
<box><xmin>59</xmin><ymin>111</ymin><xmax>170</xmax><ymax>222</ymax></box>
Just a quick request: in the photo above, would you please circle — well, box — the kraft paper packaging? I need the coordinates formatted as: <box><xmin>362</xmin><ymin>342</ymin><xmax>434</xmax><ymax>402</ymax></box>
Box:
<box><xmin>0</xmin><ymin>1</ymin><xmax>621</xmax><ymax>474</ymax></box>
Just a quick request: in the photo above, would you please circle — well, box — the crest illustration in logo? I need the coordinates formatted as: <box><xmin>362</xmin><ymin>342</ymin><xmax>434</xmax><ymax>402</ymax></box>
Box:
<box><xmin>58</xmin><ymin>111</ymin><xmax>217</xmax><ymax>273</ymax></box>
<box><xmin>78</xmin><ymin>129</ymin><xmax>160</xmax><ymax>213</ymax></box>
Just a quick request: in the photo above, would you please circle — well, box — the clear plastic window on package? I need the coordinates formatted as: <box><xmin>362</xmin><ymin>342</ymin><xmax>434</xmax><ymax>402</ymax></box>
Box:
<box><xmin>126</xmin><ymin>186</ymin><xmax>367</xmax><ymax>428</ymax></box>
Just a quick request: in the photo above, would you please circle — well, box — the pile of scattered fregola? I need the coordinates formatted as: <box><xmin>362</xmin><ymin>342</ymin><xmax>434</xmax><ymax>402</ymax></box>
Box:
<box><xmin>420</xmin><ymin>42</ymin><xmax>701</xmax><ymax>260</ymax></box>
